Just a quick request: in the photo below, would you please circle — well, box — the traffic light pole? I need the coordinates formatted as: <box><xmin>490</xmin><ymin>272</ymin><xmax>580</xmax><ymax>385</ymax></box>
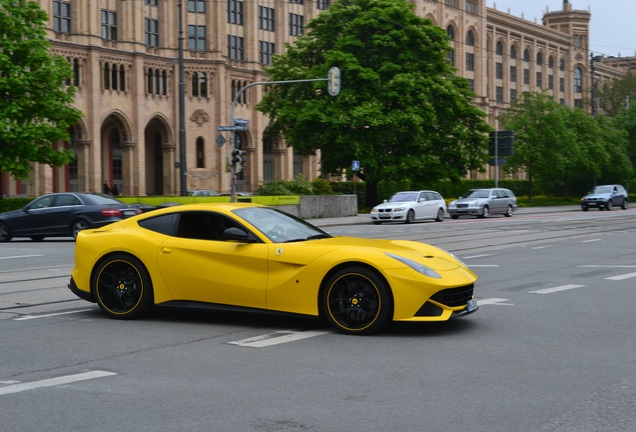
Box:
<box><xmin>228</xmin><ymin>68</ymin><xmax>340</xmax><ymax>202</ymax></box>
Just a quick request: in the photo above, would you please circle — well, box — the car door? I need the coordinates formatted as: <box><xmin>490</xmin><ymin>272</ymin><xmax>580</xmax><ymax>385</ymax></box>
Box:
<box><xmin>414</xmin><ymin>191</ymin><xmax>432</xmax><ymax>220</ymax></box>
<box><xmin>156</xmin><ymin>212</ymin><xmax>268</xmax><ymax>309</ymax></box>
<box><xmin>10</xmin><ymin>195</ymin><xmax>57</xmax><ymax>237</ymax></box>
<box><xmin>44</xmin><ymin>194</ymin><xmax>83</xmax><ymax>235</ymax></box>
<box><xmin>491</xmin><ymin>190</ymin><xmax>506</xmax><ymax>214</ymax></box>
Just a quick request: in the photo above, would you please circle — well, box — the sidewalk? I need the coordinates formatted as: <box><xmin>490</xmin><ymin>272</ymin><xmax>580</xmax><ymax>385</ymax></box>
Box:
<box><xmin>308</xmin><ymin>205</ymin><xmax>581</xmax><ymax>227</ymax></box>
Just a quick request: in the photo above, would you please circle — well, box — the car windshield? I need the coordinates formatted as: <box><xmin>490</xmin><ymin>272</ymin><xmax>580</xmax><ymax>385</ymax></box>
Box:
<box><xmin>463</xmin><ymin>190</ymin><xmax>490</xmax><ymax>199</ymax></box>
<box><xmin>389</xmin><ymin>192</ymin><xmax>417</xmax><ymax>202</ymax></box>
<box><xmin>233</xmin><ymin>207</ymin><xmax>332</xmax><ymax>243</ymax></box>
<box><xmin>592</xmin><ymin>186</ymin><xmax>613</xmax><ymax>194</ymax></box>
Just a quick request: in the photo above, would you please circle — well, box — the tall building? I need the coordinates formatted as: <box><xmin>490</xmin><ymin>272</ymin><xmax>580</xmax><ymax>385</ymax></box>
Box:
<box><xmin>2</xmin><ymin>0</ymin><xmax>630</xmax><ymax>197</ymax></box>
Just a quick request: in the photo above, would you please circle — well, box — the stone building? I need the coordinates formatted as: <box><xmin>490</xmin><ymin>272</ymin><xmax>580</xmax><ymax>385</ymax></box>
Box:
<box><xmin>1</xmin><ymin>0</ymin><xmax>630</xmax><ymax>197</ymax></box>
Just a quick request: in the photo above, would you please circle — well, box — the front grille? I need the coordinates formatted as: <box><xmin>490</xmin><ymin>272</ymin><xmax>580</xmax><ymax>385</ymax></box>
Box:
<box><xmin>378</xmin><ymin>208</ymin><xmax>392</xmax><ymax>213</ymax></box>
<box><xmin>429</xmin><ymin>284</ymin><xmax>474</xmax><ymax>307</ymax></box>
<box><xmin>457</xmin><ymin>204</ymin><xmax>469</xmax><ymax>208</ymax></box>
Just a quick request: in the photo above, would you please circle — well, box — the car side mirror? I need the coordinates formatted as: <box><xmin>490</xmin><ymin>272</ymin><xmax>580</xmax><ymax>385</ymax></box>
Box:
<box><xmin>222</xmin><ymin>227</ymin><xmax>257</xmax><ymax>243</ymax></box>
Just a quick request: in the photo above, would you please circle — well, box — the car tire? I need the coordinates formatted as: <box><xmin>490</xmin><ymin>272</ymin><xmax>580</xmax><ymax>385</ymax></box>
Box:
<box><xmin>435</xmin><ymin>208</ymin><xmax>445</xmax><ymax>222</ymax></box>
<box><xmin>606</xmin><ymin>200</ymin><xmax>613</xmax><ymax>211</ymax></box>
<box><xmin>479</xmin><ymin>206</ymin><xmax>490</xmax><ymax>218</ymax></box>
<box><xmin>71</xmin><ymin>219</ymin><xmax>89</xmax><ymax>239</ymax></box>
<box><xmin>405</xmin><ymin>209</ymin><xmax>415</xmax><ymax>224</ymax></box>
<box><xmin>450</xmin><ymin>214</ymin><xmax>459</xmax><ymax>220</ymax></box>
<box><xmin>372</xmin><ymin>221</ymin><xmax>382</xmax><ymax>225</ymax></box>
<box><xmin>92</xmin><ymin>254</ymin><xmax>154</xmax><ymax>319</ymax></box>
<box><xmin>0</xmin><ymin>221</ymin><xmax>12</xmax><ymax>242</ymax></box>
<box><xmin>622</xmin><ymin>199</ymin><xmax>628</xmax><ymax>210</ymax></box>
<box><xmin>321</xmin><ymin>266</ymin><xmax>392</xmax><ymax>335</ymax></box>
<box><xmin>504</xmin><ymin>205</ymin><xmax>513</xmax><ymax>217</ymax></box>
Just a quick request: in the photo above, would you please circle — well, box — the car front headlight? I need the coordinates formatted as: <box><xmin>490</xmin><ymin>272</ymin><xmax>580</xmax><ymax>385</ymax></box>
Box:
<box><xmin>385</xmin><ymin>253</ymin><xmax>441</xmax><ymax>279</ymax></box>
<box><xmin>470</xmin><ymin>201</ymin><xmax>483</xmax><ymax>208</ymax></box>
<box><xmin>393</xmin><ymin>207</ymin><xmax>407</xmax><ymax>212</ymax></box>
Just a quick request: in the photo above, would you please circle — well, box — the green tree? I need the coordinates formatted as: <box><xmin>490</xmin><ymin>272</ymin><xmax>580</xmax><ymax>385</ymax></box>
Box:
<box><xmin>613</xmin><ymin>101</ymin><xmax>636</xmax><ymax>175</ymax></box>
<box><xmin>257</xmin><ymin>0</ymin><xmax>490</xmax><ymax>206</ymax></box>
<box><xmin>598</xmin><ymin>73</ymin><xmax>636</xmax><ymax>118</ymax></box>
<box><xmin>0</xmin><ymin>0</ymin><xmax>82</xmax><ymax>195</ymax></box>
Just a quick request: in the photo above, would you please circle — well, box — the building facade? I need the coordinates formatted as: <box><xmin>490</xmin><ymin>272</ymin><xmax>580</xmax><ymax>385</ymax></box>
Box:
<box><xmin>1</xmin><ymin>0</ymin><xmax>630</xmax><ymax>197</ymax></box>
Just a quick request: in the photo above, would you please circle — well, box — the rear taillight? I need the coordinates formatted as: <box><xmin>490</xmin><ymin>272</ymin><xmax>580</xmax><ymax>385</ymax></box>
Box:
<box><xmin>100</xmin><ymin>208</ymin><xmax>122</xmax><ymax>217</ymax></box>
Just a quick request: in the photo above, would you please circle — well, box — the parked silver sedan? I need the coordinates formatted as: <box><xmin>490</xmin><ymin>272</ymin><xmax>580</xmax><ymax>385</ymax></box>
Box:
<box><xmin>448</xmin><ymin>188</ymin><xmax>517</xmax><ymax>219</ymax></box>
<box><xmin>370</xmin><ymin>190</ymin><xmax>447</xmax><ymax>224</ymax></box>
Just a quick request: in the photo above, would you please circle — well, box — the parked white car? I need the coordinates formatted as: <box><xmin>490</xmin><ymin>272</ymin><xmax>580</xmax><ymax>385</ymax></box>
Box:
<box><xmin>370</xmin><ymin>190</ymin><xmax>447</xmax><ymax>224</ymax></box>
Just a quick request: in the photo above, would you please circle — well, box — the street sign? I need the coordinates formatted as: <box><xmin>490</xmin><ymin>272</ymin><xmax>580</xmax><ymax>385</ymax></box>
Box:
<box><xmin>218</xmin><ymin>125</ymin><xmax>248</xmax><ymax>132</ymax></box>
<box><xmin>352</xmin><ymin>160</ymin><xmax>360</xmax><ymax>171</ymax></box>
<box><xmin>215</xmin><ymin>134</ymin><xmax>227</xmax><ymax>148</ymax></box>
<box><xmin>233</xmin><ymin>118</ymin><xmax>249</xmax><ymax>125</ymax></box>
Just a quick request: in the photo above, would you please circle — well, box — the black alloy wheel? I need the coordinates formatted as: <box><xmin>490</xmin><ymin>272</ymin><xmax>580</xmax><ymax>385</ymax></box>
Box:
<box><xmin>406</xmin><ymin>209</ymin><xmax>415</xmax><ymax>224</ymax></box>
<box><xmin>93</xmin><ymin>254</ymin><xmax>153</xmax><ymax>319</ymax></box>
<box><xmin>322</xmin><ymin>266</ymin><xmax>392</xmax><ymax>335</ymax></box>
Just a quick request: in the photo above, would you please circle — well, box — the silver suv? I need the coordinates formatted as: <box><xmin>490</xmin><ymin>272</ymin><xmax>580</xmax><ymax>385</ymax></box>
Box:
<box><xmin>580</xmin><ymin>184</ymin><xmax>628</xmax><ymax>211</ymax></box>
<box><xmin>448</xmin><ymin>188</ymin><xmax>517</xmax><ymax>219</ymax></box>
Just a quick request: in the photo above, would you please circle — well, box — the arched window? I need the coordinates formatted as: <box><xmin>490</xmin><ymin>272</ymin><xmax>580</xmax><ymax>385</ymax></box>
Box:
<box><xmin>161</xmin><ymin>70</ymin><xmax>167</xmax><ymax>95</ymax></box>
<box><xmin>73</xmin><ymin>58</ymin><xmax>80</xmax><ymax>86</ymax></box>
<box><xmin>536</xmin><ymin>52</ymin><xmax>543</xmax><ymax>66</ymax></box>
<box><xmin>196</xmin><ymin>137</ymin><xmax>205</xmax><ymax>168</ymax></box>
<box><xmin>560</xmin><ymin>58</ymin><xmax>565</xmax><ymax>71</ymax></box>
<box><xmin>574</xmin><ymin>67</ymin><xmax>583</xmax><ymax>93</ymax></box>
<box><xmin>200</xmin><ymin>72</ymin><xmax>207</xmax><ymax>97</ymax></box>
<box><xmin>103</xmin><ymin>62</ymin><xmax>110</xmax><ymax>89</ymax></box>
<box><xmin>191</xmin><ymin>72</ymin><xmax>199</xmax><ymax>97</ymax></box>
<box><xmin>466</xmin><ymin>30</ymin><xmax>474</xmax><ymax>46</ymax></box>
<box><xmin>523</xmin><ymin>49</ymin><xmax>530</xmax><ymax>63</ymax></box>
<box><xmin>154</xmin><ymin>69</ymin><xmax>161</xmax><ymax>94</ymax></box>
<box><xmin>147</xmin><ymin>68</ymin><xmax>154</xmax><ymax>93</ymax></box>
<box><xmin>510</xmin><ymin>45</ymin><xmax>517</xmax><ymax>59</ymax></box>
<box><xmin>496</xmin><ymin>41</ymin><xmax>503</xmax><ymax>56</ymax></box>
<box><xmin>111</xmin><ymin>64</ymin><xmax>118</xmax><ymax>90</ymax></box>
<box><xmin>119</xmin><ymin>64</ymin><xmax>125</xmax><ymax>91</ymax></box>
<box><xmin>548</xmin><ymin>56</ymin><xmax>554</xmax><ymax>69</ymax></box>
<box><xmin>446</xmin><ymin>25</ymin><xmax>455</xmax><ymax>66</ymax></box>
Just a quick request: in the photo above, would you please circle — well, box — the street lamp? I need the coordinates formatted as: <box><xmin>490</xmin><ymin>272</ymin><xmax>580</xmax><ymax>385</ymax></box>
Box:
<box><xmin>178</xmin><ymin>0</ymin><xmax>187</xmax><ymax>195</ymax></box>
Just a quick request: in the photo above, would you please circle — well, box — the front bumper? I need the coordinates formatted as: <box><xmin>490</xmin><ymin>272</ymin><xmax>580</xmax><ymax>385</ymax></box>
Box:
<box><xmin>448</xmin><ymin>208</ymin><xmax>482</xmax><ymax>216</ymax></box>
<box><xmin>370</xmin><ymin>210</ymin><xmax>408</xmax><ymax>222</ymax></box>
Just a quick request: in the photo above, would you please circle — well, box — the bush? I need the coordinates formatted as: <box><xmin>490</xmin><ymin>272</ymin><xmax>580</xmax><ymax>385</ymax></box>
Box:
<box><xmin>0</xmin><ymin>198</ymin><xmax>30</xmax><ymax>213</ymax></box>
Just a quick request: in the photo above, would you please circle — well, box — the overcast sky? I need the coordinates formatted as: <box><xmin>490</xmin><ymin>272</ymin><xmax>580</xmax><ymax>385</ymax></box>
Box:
<box><xmin>487</xmin><ymin>0</ymin><xmax>636</xmax><ymax>57</ymax></box>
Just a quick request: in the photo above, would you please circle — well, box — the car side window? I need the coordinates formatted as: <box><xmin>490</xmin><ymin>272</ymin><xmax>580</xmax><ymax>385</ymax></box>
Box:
<box><xmin>176</xmin><ymin>211</ymin><xmax>243</xmax><ymax>241</ymax></box>
<box><xmin>28</xmin><ymin>196</ymin><xmax>55</xmax><ymax>210</ymax></box>
<box><xmin>55</xmin><ymin>194</ymin><xmax>81</xmax><ymax>207</ymax></box>
<box><xmin>138</xmin><ymin>214</ymin><xmax>179</xmax><ymax>236</ymax></box>
<box><xmin>418</xmin><ymin>193</ymin><xmax>426</xmax><ymax>202</ymax></box>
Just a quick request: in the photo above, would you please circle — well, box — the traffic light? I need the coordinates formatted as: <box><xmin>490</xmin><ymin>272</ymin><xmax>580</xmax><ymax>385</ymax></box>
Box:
<box><xmin>231</xmin><ymin>149</ymin><xmax>247</xmax><ymax>172</ymax></box>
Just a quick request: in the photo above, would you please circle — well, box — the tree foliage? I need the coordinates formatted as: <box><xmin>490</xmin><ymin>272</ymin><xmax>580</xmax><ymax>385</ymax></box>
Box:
<box><xmin>500</xmin><ymin>92</ymin><xmax>633</xmax><ymax>198</ymax></box>
<box><xmin>598</xmin><ymin>73</ymin><xmax>636</xmax><ymax>118</ymax></box>
<box><xmin>0</xmin><ymin>0</ymin><xmax>82</xmax><ymax>182</ymax></box>
<box><xmin>257</xmin><ymin>0</ymin><xmax>490</xmax><ymax>205</ymax></box>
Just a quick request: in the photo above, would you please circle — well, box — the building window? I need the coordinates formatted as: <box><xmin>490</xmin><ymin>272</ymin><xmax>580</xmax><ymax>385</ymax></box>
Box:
<box><xmin>466</xmin><ymin>30</ymin><xmax>474</xmax><ymax>46</ymax></box>
<box><xmin>190</xmin><ymin>72</ymin><xmax>208</xmax><ymax>97</ymax></box>
<box><xmin>196</xmin><ymin>137</ymin><xmax>205</xmax><ymax>168</ymax></box>
<box><xmin>548</xmin><ymin>74</ymin><xmax>554</xmax><ymax>90</ymax></box>
<box><xmin>560</xmin><ymin>58</ymin><xmax>565</xmax><ymax>71</ymax></box>
<box><xmin>466</xmin><ymin>0</ymin><xmax>477</xmax><ymax>14</ymax></box>
<box><xmin>228</xmin><ymin>35</ymin><xmax>245</xmax><ymax>60</ymax></box>
<box><xmin>101</xmin><ymin>10</ymin><xmax>117</xmax><ymax>41</ymax></box>
<box><xmin>145</xmin><ymin>18</ymin><xmax>159</xmax><ymax>48</ymax></box>
<box><xmin>289</xmin><ymin>13</ymin><xmax>304</xmax><ymax>36</ymax></box>
<box><xmin>574</xmin><ymin>67</ymin><xmax>583</xmax><ymax>93</ymax></box>
<box><xmin>228</xmin><ymin>0</ymin><xmax>244</xmax><ymax>25</ymax></box>
<box><xmin>496</xmin><ymin>86</ymin><xmax>504</xmax><ymax>103</ymax></box>
<box><xmin>188</xmin><ymin>0</ymin><xmax>206</xmax><ymax>12</ymax></box>
<box><xmin>496</xmin><ymin>41</ymin><xmax>503</xmax><ymax>56</ymax></box>
<box><xmin>548</xmin><ymin>56</ymin><xmax>554</xmax><ymax>69</ymax></box>
<box><xmin>466</xmin><ymin>53</ymin><xmax>475</xmax><ymax>71</ymax></box>
<box><xmin>496</xmin><ymin>62</ymin><xmax>503</xmax><ymax>79</ymax></box>
<box><xmin>468</xmin><ymin>79</ymin><xmax>475</xmax><ymax>93</ymax></box>
<box><xmin>523</xmin><ymin>49</ymin><xmax>530</xmax><ymax>63</ymax></box>
<box><xmin>523</xmin><ymin>68</ymin><xmax>530</xmax><ymax>85</ymax></box>
<box><xmin>259</xmin><ymin>6</ymin><xmax>275</xmax><ymax>31</ymax></box>
<box><xmin>145</xmin><ymin>0</ymin><xmax>159</xmax><ymax>5</ymax></box>
<box><xmin>188</xmin><ymin>25</ymin><xmax>206</xmax><ymax>50</ymax></box>
<box><xmin>53</xmin><ymin>1</ymin><xmax>71</xmax><ymax>33</ymax></box>
<box><xmin>147</xmin><ymin>68</ymin><xmax>167</xmax><ymax>96</ymax></box>
<box><xmin>536</xmin><ymin>53</ymin><xmax>543</xmax><ymax>66</ymax></box>
<box><xmin>510</xmin><ymin>89</ymin><xmax>517</xmax><ymax>103</ymax></box>
<box><xmin>103</xmin><ymin>63</ymin><xmax>126</xmax><ymax>91</ymax></box>
<box><xmin>510</xmin><ymin>65</ymin><xmax>517</xmax><ymax>82</ymax></box>
<box><xmin>445</xmin><ymin>0</ymin><xmax>458</xmax><ymax>7</ymax></box>
<box><xmin>446</xmin><ymin>25</ymin><xmax>455</xmax><ymax>66</ymax></box>
<box><xmin>560</xmin><ymin>76</ymin><xmax>565</xmax><ymax>92</ymax></box>
<box><xmin>65</xmin><ymin>57</ymin><xmax>80</xmax><ymax>87</ymax></box>
<box><xmin>290</xmin><ymin>0</ymin><xmax>304</xmax><ymax>4</ymax></box>
<box><xmin>317</xmin><ymin>0</ymin><xmax>330</xmax><ymax>10</ymax></box>
<box><xmin>510</xmin><ymin>45</ymin><xmax>517</xmax><ymax>59</ymax></box>
<box><xmin>260</xmin><ymin>41</ymin><xmax>276</xmax><ymax>65</ymax></box>
<box><xmin>536</xmin><ymin>72</ymin><xmax>543</xmax><ymax>88</ymax></box>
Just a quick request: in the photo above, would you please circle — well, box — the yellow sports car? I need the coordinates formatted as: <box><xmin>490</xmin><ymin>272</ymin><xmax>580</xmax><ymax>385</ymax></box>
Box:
<box><xmin>68</xmin><ymin>203</ymin><xmax>478</xmax><ymax>335</ymax></box>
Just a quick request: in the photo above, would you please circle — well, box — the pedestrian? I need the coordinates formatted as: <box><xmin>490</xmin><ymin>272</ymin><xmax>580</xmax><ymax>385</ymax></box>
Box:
<box><xmin>103</xmin><ymin>181</ymin><xmax>111</xmax><ymax>194</ymax></box>
<box><xmin>111</xmin><ymin>183</ymin><xmax>120</xmax><ymax>196</ymax></box>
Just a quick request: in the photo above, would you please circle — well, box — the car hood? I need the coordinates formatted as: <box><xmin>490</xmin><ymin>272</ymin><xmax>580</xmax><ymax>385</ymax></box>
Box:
<box><xmin>0</xmin><ymin>209</ymin><xmax>25</xmax><ymax>220</ymax></box>
<box><xmin>276</xmin><ymin>236</ymin><xmax>464</xmax><ymax>272</ymax></box>
<box><xmin>373</xmin><ymin>201</ymin><xmax>414</xmax><ymax>209</ymax></box>
<box><xmin>450</xmin><ymin>197</ymin><xmax>485</xmax><ymax>205</ymax></box>
<box><xmin>583</xmin><ymin>193</ymin><xmax>610</xmax><ymax>199</ymax></box>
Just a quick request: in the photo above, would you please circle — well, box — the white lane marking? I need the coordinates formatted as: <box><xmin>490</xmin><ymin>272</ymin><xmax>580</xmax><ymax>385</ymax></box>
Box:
<box><xmin>0</xmin><ymin>371</ymin><xmax>117</xmax><ymax>396</ymax></box>
<box><xmin>578</xmin><ymin>265</ymin><xmax>636</xmax><ymax>268</ymax></box>
<box><xmin>477</xmin><ymin>298</ymin><xmax>513</xmax><ymax>306</ymax></box>
<box><xmin>0</xmin><ymin>254</ymin><xmax>44</xmax><ymax>260</ymax></box>
<box><xmin>14</xmin><ymin>309</ymin><xmax>93</xmax><ymax>321</ymax></box>
<box><xmin>228</xmin><ymin>329</ymin><xmax>331</xmax><ymax>348</ymax></box>
<box><xmin>581</xmin><ymin>239</ymin><xmax>602</xmax><ymax>243</ymax></box>
<box><xmin>605</xmin><ymin>272</ymin><xmax>636</xmax><ymax>281</ymax></box>
<box><xmin>528</xmin><ymin>284</ymin><xmax>585</xmax><ymax>294</ymax></box>
<box><xmin>531</xmin><ymin>245</ymin><xmax>553</xmax><ymax>250</ymax></box>
<box><xmin>463</xmin><ymin>254</ymin><xmax>493</xmax><ymax>259</ymax></box>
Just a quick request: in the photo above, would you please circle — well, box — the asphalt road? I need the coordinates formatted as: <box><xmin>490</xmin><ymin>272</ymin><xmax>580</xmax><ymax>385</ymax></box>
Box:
<box><xmin>1</xmin><ymin>207</ymin><xmax>636</xmax><ymax>432</ymax></box>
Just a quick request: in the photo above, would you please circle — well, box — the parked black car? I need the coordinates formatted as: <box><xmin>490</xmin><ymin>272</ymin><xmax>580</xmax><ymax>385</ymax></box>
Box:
<box><xmin>581</xmin><ymin>185</ymin><xmax>628</xmax><ymax>211</ymax></box>
<box><xmin>0</xmin><ymin>192</ymin><xmax>141</xmax><ymax>242</ymax></box>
